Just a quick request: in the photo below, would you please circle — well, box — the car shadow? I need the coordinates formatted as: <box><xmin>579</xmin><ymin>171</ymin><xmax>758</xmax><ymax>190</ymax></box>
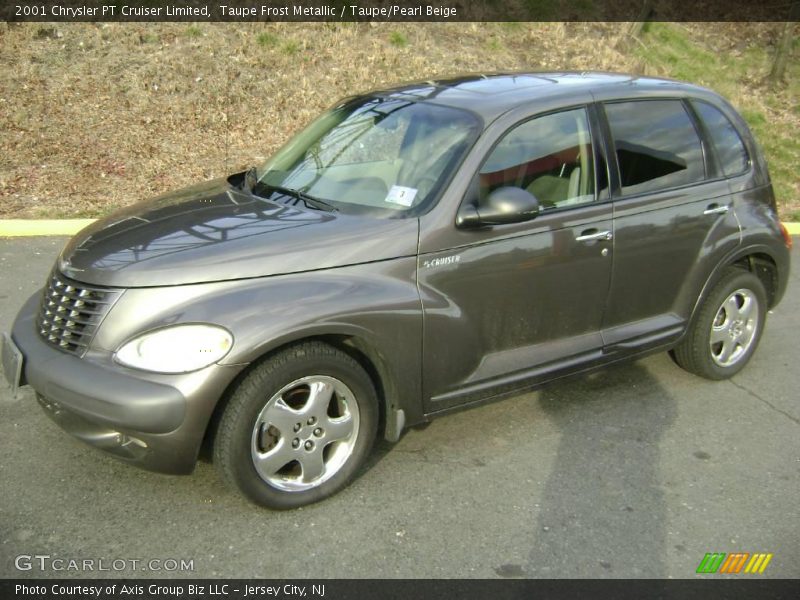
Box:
<box><xmin>523</xmin><ymin>361</ymin><xmax>678</xmax><ymax>578</ymax></box>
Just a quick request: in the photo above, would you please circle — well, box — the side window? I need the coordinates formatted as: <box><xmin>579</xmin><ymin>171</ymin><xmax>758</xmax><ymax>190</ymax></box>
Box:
<box><xmin>479</xmin><ymin>108</ymin><xmax>595</xmax><ymax>211</ymax></box>
<box><xmin>691</xmin><ymin>100</ymin><xmax>749</xmax><ymax>177</ymax></box>
<box><xmin>604</xmin><ymin>100</ymin><xmax>705</xmax><ymax>195</ymax></box>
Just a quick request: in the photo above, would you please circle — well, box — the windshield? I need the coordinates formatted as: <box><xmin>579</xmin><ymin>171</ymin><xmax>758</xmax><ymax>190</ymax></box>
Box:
<box><xmin>256</xmin><ymin>97</ymin><xmax>481</xmax><ymax>216</ymax></box>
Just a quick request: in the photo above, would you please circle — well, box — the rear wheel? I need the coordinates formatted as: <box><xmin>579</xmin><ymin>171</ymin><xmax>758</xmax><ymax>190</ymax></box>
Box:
<box><xmin>672</xmin><ymin>268</ymin><xmax>767</xmax><ymax>380</ymax></box>
<box><xmin>214</xmin><ymin>342</ymin><xmax>378</xmax><ymax>509</ymax></box>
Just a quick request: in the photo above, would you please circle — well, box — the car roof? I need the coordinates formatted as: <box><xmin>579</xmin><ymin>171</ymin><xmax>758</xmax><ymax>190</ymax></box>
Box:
<box><xmin>367</xmin><ymin>72</ymin><xmax>716</xmax><ymax>121</ymax></box>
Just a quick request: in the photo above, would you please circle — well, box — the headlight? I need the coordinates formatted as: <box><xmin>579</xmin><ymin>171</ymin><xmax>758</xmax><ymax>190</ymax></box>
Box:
<box><xmin>115</xmin><ymin>324</ymin><xmax>233</xmax><ymax>373</ymax></box>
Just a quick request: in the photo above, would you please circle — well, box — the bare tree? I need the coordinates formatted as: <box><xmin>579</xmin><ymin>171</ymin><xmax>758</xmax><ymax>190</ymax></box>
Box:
<box><xmin>767</xmin><ymin>4</ymin><xmax>799</xmax><ymax>88</ymax></box>
<box><xmin>615</xmin><ymin>0</ymin><xmax>654</xmax><ymax>51</ymax></box>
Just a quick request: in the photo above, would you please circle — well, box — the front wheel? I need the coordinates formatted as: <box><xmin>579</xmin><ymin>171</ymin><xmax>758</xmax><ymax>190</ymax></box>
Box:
<box><xmin>214</xmin><ymin>342</ymin><xmax>378</xmax><ymax>509</ymax></box>
<box><xmin>672</xmin><ymin>268</ymin><xmax>768</xmax><ymax>380</ymax></box>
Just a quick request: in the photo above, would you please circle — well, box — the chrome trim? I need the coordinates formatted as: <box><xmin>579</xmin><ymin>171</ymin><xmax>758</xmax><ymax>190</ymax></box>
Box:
<box><xmin>36</xmin><ymin>271</ymin><xmax>122</xmax><ymax>357</ymax></box>
<box><xmin>703</xmin><ymin>205</ymin><xmax>730</xmax><ymax>215</ymax></box>
<box><xmin>575</xmin><ymin>230</ymin><xmax>613</xmax><ymax>242</ymax></box>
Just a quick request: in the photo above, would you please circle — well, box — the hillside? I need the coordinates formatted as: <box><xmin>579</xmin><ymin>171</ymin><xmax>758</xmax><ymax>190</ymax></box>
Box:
<box><xmin>0</xmin><ymin>21</ymin><xmax>797</xmax><ymax>219</ymax></box>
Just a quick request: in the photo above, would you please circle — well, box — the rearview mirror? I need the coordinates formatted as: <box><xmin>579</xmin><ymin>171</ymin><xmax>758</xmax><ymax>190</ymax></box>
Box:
<box><xmin>457</xmin><ymin>186</ymin><xmax>540</xmax><ymax>228</ymax></box>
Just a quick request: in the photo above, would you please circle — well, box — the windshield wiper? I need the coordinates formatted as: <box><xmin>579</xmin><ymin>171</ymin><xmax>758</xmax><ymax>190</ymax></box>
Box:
<box><xmin>264</xmin><ymin>184</ymin><xmax>338</xmax><ymax>213</ymax></box>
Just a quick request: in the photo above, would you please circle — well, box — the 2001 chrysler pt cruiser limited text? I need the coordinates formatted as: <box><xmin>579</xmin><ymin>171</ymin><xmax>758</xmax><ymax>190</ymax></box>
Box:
<box><xmin>1</xmin><ymin>73</ymin><xmax>791</xmax><ymax>508</ymax></box>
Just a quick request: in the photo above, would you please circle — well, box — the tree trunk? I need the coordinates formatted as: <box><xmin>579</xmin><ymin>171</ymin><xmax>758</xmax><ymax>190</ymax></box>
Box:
<box><xmin>615</xmin><ymin>0</ymin><xmax>654</xmax><ymax>51</ymax></box>
<box><xmin>767</xmin><ymin>5</ymin><xmax>799</xmax><ymax>88</ymax></box>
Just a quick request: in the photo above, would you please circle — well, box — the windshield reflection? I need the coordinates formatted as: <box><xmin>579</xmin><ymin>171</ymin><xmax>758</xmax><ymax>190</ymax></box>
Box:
<box><xmin>257</xmin><ymin>96</ymin><xmax>481</xmax><ymax>216</ymax></box>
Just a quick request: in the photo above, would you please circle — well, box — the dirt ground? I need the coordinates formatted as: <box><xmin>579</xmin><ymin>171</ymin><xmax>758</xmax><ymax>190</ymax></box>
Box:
<box><xmin>0</xmin><ymin>22</ymin><xmax>796</xmax><ymax>218</ymax></box>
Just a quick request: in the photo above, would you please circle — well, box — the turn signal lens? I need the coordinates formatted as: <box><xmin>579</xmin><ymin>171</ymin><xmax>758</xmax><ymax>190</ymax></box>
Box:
<box><xmin>779</xmin><ymin>223</ymin><xmax>793</xmax><ymax>249</ymax></box>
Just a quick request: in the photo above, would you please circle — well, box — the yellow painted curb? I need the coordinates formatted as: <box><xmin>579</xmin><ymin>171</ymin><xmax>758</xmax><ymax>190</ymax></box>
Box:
<box><xmin>0</xmin><ymin>218</ymin><xmax>799</xmax><ymax>237</ymax></box>
<box><xmin>0</xmin><ymin>219</ymin><xmax>96</xmax><ymax>237</ymax></box>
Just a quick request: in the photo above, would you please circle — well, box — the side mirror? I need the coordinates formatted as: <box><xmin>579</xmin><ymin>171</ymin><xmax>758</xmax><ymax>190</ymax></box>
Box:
<box><xmin>457</xmin><ymin>186</ymin><xmax>540</xmax><ymax>228</ymax></box>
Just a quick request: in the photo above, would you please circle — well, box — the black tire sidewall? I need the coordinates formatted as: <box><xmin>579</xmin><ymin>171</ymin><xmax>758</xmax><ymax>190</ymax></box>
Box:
<box><xmin>218</xmin><ymin>345</ymin><xmax>378</xmax><ymax>509</ymax></box>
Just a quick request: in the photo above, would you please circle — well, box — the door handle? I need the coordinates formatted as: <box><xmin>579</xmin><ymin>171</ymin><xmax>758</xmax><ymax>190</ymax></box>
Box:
<box><xmin>576</xmin><ymin>230</ymin><xmax>613</xmax><ymax>242</ymax></box>
<box><xmin>704</xmin><ymin>203</ymin><xmax>730</xmax><ymax>215</ymax></box>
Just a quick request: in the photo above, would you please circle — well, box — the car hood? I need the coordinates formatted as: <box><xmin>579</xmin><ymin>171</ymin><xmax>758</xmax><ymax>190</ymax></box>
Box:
<box><xmin>58</xmin><ymin>178</ymin><xmax>419</xmax><ymax>288</ymax></box>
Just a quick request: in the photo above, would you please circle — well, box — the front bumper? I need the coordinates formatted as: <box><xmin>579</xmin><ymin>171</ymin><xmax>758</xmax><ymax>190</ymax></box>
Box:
<box><xmin>10</xmin><ymin>291</ymin><xmax>243</xmax><ymax>474</ymax></box>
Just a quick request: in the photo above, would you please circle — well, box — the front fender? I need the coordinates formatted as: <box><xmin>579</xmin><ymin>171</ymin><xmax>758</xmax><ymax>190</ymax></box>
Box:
<box><xmin>92</xmin><ymin>257</ymin><xmax>424</xmax><ymax>433</ymax></box>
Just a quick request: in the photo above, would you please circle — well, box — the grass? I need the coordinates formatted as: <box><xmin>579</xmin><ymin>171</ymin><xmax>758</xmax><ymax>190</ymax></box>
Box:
<box><xmin>389</xmin><ymin>31</ymin><xmax>408</xmax><ymax>48</ymax></box>
<box><xmin>0</xmin><ymin>22</ymin><xmax>796</xmax><ymax>219</ymax></box>
<box><xmin>281</xmin><ymin>40</ymin><xmax>300</xmax><ymax>55</ymax></box>
<box><xmin>501</xmin><ymin>22</ymin><xmax>524</xmax><ymax>32</ymax></box>
<box><xmin>256</xmin><ymin>32</ymin><xmax>278</xmax><ymax>48</ymax></box>
<box><xmin>139</xmin><ymin>33</ymin><xmax>158</xmax><ymax>44</ymax></box>
<box><xmin>487</xmin><ymin>37</ymin><xmax>503</xmax><ymax>52</ymax></box>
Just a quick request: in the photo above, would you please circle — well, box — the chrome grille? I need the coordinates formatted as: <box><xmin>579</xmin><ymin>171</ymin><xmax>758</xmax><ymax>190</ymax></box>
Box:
<box><xmin>36</xmin><ymin>271</ymin><xmax>122</xmax><ymax>356</ymax></box>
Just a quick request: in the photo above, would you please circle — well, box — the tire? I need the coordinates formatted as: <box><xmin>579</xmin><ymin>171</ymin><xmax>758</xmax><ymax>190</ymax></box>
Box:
<box><xmin>214</xmin><ymin>342</ymin><xmax>378</xmax><ymax>509</ymax></box>
<box><xmin>672</xmin><ymin>267</ymin><xmax>767</xmax><ymax>380</ymax></box>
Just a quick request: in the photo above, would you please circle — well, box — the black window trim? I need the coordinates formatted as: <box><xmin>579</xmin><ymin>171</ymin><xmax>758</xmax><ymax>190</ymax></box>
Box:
<box><xmin>683</xmin><ymin>98</ymin><xmax>721</xmax><ymax>179</ymax></box>
<box><xmin>588</xmin><ymin>101</ymin><xmax>617</xmax><ymax>201</ymax></box>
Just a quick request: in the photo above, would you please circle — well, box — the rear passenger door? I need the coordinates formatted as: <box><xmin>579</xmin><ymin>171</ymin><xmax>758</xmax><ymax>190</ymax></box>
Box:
<box><xmin>598</xmin><ymin>98</ymin><xmax>741</xmax><ymax>353</ymax></box>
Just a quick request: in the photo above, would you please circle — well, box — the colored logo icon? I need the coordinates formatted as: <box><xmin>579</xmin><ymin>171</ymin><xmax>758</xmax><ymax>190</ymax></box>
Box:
<box><xmin>696</xmin><ymin>552</ymin><xmax>773</xmax><ymax>574</ymax></box>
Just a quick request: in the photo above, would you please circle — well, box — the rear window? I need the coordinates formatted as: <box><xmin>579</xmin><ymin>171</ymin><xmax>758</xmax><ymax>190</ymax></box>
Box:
<box><xmin>605</xmin><ymin>100</ymin><xmax>705</xmax><ymax>195</ymax></box>
<box><xmin>692</xmin><ymin>100</ymin><xmax>749</xmax><ymax>177</ymax></box>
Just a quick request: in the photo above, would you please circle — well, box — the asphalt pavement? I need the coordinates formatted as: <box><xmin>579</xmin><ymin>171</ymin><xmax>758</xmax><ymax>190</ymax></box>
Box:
<box><xmin>0</xmin><ymin>237</ymin><xmax>798</xmax><ymax>579</ymax></box>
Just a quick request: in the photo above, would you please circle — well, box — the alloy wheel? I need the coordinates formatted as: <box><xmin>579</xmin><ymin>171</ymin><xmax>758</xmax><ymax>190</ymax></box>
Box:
<box><xmin>250</xmin><ymin>376</ymin><xmax>360</xmax><ymax>492</ymax></box>
<box><xmin>709</xmin><ymin>288</ymin><xmax>759</xmax><ymax>368</ymax></box>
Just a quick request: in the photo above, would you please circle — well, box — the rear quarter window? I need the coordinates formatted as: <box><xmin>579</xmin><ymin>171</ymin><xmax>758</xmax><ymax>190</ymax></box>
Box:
<box><xmin>604</xmin><ymin>99</ymin><xmax>705</xmax><ymax>196</ymax></box>
<box><xmin>691</xmin><ymin>100</ymin><xmax>750</xmax><ymax>177</ymax></box>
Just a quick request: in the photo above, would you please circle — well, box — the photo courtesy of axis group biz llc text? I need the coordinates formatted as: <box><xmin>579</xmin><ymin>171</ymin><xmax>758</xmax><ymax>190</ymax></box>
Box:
<box><xmin>15</xmin><ymin>583</ymin><xmax>327</xmax><ymax>597</ymax></box>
